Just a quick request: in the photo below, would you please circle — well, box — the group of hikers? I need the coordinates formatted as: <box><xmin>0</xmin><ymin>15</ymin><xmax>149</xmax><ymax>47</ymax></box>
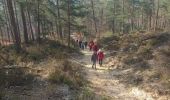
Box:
<box><xmin>76</xmin><ymin>37</ymin><xmax>104</xmax><ymax>70</ymax></box>
<box><xmin>76</xmin><ymin>37</ymin><xmax>88</xmax><ymax>50</ymax></box>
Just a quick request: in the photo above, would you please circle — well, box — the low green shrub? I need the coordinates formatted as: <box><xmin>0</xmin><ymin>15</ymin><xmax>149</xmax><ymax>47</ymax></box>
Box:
<box><xmin>49</xmin><ymin>69</ymin><xmax>73</xmax><ymax>85</ymax></box>
<box><xmin>48</xmin><ymin>61</ymin><xmax>85</xmax><ymax>88</ymax></box>
<box><xmin>123</xmin><ymin>56</ymin><xmax>143</xmax><ymax>65</ymax></box>
<box><xmin>75</xmin><ymin>88</ymin><xmax>110</xmax><ymax>100</ymax></box>
<box><xmin>27</xmin><ymin>52</ymin><xmax>44</xmax><ymax>62</ymax></box>
<box><xmin>148</xmin><ymin>33</ymin><xmax>170</xmax><ymax>47</ymax></box>
<box><xmin>160</xmin><ymin>47</ymin><xmax>170</xmax><ymax>57</ymax></box>
<box><xmin>137</xmin><ymin>46</ymin><xmax>153</xmax><ymax>60</ymax></box>
<box><xmin>149</xmin><ymin>71</ymin><xmax>162</xmax><ymax>81</ymax></box>
<box><xmin>62</xmin><ymin>60</ymin><xmax>72</xmax><ymax>72</ymax></box>
<box><xmin>48</xmin><ymin>40</ymin><xmax>62</xmax><ymax>49</ymax></box>
<box><xmin>76</xmin><ymin>88</ymin><xmax>96</xmax><ymax>100</ymax></box>
<box><xmin>128</xmin><ymin>75</ymin><xmax>143</xmax><ymax>86</ymax></box>
<box><xmin>134</xmin><ymin>61</ymin><xmax>150</xmax><ymax>69</ymax></box>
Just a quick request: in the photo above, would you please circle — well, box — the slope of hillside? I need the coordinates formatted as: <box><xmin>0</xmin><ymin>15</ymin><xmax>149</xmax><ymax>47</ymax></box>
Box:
<box><xmin>100</xmin><ymin>32</ymin><xmax>170</xmax><ymax>99</ymax></box>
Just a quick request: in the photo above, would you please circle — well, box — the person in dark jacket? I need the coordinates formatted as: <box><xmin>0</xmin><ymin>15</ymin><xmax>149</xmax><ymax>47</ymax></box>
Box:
<box><xmin>83</xmin><ymin>37</ymin><xmax>88</xmax><ymax>49</ymax></box>
<box><xmin>79</xmin><ymin>40</ymin><xmax>82</xmax><ymax>48</ymax></box>
<box><xmin>81</xmin><ymin>42</ymin><xmax>85</xmax><ymax>50</ymax></box>
<box><xmin>91</xmin><ymin>52</ymin><xmax>98</xmax><ymax>69</ymax></box>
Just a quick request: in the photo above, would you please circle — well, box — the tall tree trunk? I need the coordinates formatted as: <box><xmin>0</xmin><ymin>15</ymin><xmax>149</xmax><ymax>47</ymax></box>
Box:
<box><xmin>111</xmin><ymin>20</ymin><xmax>115</xmax><ymax>34</ymax></box>
<box><xmin>55</xmin><ymin>19</ymin><xmax>59</xmax><ymax>38</ymax></box>
<box><xmin>37</xmin><ymin>0</ymin><xmax>41</xmax><ymax>43</ymax></box>
<box><xmin>141</xmin><ymin>7</ymin><xmax>144</xmax><ymax>30</ymax></box>
<box><xmin>56</xmin><ymin>0</ymin><xmax>63</xmax><ymax>39</ymax></box>
<box><xmin>20</xmin><ymin>4</ymin><xmax>29</xmax><ymax>43</ymax></box>
<box><xmin>3</xmin><ymin>0</ymin><xmax>15</xmax><ymax>42</ymax></box>
<box><xmin>122</xmin><ymin>0</ymin><xmax>125</xmax><ymax>33</ymax></box>
<box><xmin>148</xmin><ymin>0</ymin><xmax>153</xmax><ymax>30</ymax></box>
<box><xmin>130</xmin><ymin>0</ymin><xmax>134</xmax><ymax>31</ymax></box>
<box><xmin>137</xmin><ymin>0</ymin><xmax>140</xmax><ymax>29</ymax></box>
<box><xmin>13</xmin><ymin>0</ymin><xmax>21</xmax><ymax>41</ymax></box>
<box><xmin>91</xmin><ymin>0</ymin><xmax>98</xmax><ymax>36</ymax></box>
<box><xmin>155</xmin><ymin>0</ymin><xmax>160</xmax><ymax>31</ymax></box>
<box><xmin>67</xmin><ymin>0</ymin><xmax>71</xmax><ymax>47</ymax></box>
<box><xmin>6</xmin><ymin>0</ymin><xmax>21</xmax><ymax>52</ymax></box>
<box><xmin>149</xmin><ymin>14</ymin><xmax>152</xmax><ymax>30</ymax></box>
<box><xmin>0</xmin><ymin>26</ymin><xmax>4</xmax><ymax>45</ymax></box>
<box><xmin>26</xmin><ymin>0</ymin><xmax>35</xmax><ymax>41</ymax></box>
<box><xmin>112</xmin><ymin>1</ymin><xmax>116</xmax><ymax>34</ymax></box>
<box><xmin>99</xmin><ymin>8</ymin><xmax>103</xmax><ymax>38</ymax></box>
<box><xmin>51</xmin><ymin>23</ymin><xmax>56</xmax><ymax>39</ymax></box>
<box><xmin>2</xmin><ymin>0</ymin><xmax>11</xmax><ymax>42</ymax></box>
<box><xmin>42</xmin><ymin>18</ymin><xmax>46</xmax><ymax>38</ymax></box>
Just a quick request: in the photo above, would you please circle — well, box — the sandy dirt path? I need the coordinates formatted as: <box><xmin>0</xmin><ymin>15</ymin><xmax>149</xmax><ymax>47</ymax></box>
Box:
<box><xmin>73</xmin><ymin>49</ymin><xmax>155</xmax><ymax>100</ymax></box>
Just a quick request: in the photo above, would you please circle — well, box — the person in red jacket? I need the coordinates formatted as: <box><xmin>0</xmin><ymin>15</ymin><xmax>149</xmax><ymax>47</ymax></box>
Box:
<box><xmin>97</xmin><ymin>49</ymin><xmax>104</xmax><ymax>66</ymax></box>
<box><xmin>88</xmin><ymin>40</ymin><xmax>94</xmax><ymax>51</ymax></box>
<box><xmin>92</xmin><ymin>43</ymin><xmax>99</xmax><ymax>53</ymax></box>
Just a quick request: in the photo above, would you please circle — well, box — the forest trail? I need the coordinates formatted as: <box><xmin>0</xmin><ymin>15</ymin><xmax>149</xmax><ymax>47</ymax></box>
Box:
<box><xmin>73</xmin><ymin>49</ymin><xmax>155</xmax><ymax>100</ymax></box>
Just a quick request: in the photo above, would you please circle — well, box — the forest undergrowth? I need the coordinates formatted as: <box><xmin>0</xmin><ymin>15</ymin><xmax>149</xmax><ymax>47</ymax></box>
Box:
<box><xmin>0</xmin><ymin>39</ymin><xmax>89</xmax><ymax>100</ymax></box>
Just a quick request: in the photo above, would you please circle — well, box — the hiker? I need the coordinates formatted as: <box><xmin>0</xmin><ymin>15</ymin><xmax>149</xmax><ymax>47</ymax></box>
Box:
<box><xmin>79</xmin><ymin>39</ymin><xmax>82</xmax><ymax>48</ymax></box>
<box><xmin>92</xmin><ymin>42</ymin><xmax>99</xmax><ymax>53</ymax></box>
<box><xmin>91</xmin><ymin>52</ymin><xmax>98</xmax><ymax>69</ymax></box>
<box><xmin>77</xmin><ymin>32</ymin><xmax>83</xmax><ymax>48</ymax></box>
<box><xmin>88</xmin><ymin>40</ymin><xmax>94</xmax><ymax>51</ymax></box>
<box><xmin>81</xmin><ymin>41</ymin><xmax>85</xmax><ymax>50</ymax></box>
<box><xmin>84</xmin><ymin>41</ymin><xmax>88</xmax><ymax>49</ymax></box>
<box><xmin>84</xmin><ymin>37</ymin><xmax>88</xmax><ymax>49</ymax></box>
<box><xmin>76</xmin><ymin>39</ymin><xmax>79</xmax><ymax>44</ymax></box>
<box><xmin>81</xmin><ymin>37</ymin><xmax>87</xmax><ymax>50</ymax></box>
<box><xmin>97</xmin><ymin>49</ymin><xmax>104</xmax><ymax>67</ymax></box>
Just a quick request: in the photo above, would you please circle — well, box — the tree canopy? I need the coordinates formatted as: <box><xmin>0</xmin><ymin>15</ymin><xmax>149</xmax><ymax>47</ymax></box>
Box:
<box><xmin>0</xmin><ymin>0</ymin><xmax>170</xmax><ymax>51</ymax></box>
